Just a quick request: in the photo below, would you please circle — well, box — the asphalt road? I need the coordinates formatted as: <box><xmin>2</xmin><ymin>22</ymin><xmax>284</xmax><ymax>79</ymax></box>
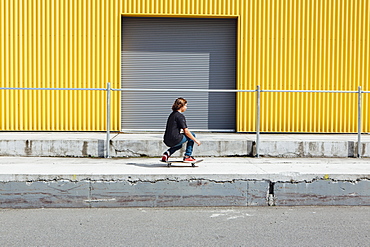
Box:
<box><xmin>0</xmin><ymin>206</ymin><xmax>369</xmax><ymax>247</ymax></box>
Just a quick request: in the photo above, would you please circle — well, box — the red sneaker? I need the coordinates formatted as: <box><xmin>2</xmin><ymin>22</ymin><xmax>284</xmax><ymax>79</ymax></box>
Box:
<box><xmin>161</xmin><ymin>152</ymin><xmax>170</xmax><ymax>162</ymax></box>
<box><xmin>183</xmin><ymin>156</ymin><xmax>196</xmax><ymax>162</ymax></box>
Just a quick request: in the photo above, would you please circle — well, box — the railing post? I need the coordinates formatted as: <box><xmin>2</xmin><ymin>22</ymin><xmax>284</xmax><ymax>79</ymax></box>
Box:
<box><xmin>106</xmin><ymin>82</ymin><xmax>111</xmax><ymax>158</ymax></box>
<box><xmin>256</xmin><ymin>85</ymin><xmax>260</xmax><ymax>158</ymax></box>
<box><xmin>357</xmin><ymin>86</ymin><xmax>362</xmax><ymax>158</ymax></box>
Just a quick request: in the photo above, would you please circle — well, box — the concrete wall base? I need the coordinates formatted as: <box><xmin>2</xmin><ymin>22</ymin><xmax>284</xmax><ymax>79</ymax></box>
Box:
<box><xmin>1</xmin><ymin>179</ymin><xmax>369</xmax><ymax>208</ymax></box>
<box><xmin>0</xmin><ymin>139</ymin><xmax>254</xmax><ymax>158</ymax></box>
<box><xmin>274</xmin><ymin>180</ymin><xmax>370</xmax><ymax>206</ymax></box>
<box><xmin>257</xmin><ymin>141</ymin><xmax>370</xmax><ymax>158</ymax></box>
<box><xmin>1</xmin><ymin>138</ymin><xmax>370</xmax><ymax>158</ymax></box>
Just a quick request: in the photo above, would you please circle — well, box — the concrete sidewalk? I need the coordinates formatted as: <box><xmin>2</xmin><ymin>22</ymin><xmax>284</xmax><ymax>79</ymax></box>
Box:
<box><xmin>0</xmin><ymin>156</ymin><xmax>369</xmax><ymax>208</ymax></box>
<box><xmin>1</xmin><ymin>132</ymin><xmax>370</xmax><ymax>158</ymax></box>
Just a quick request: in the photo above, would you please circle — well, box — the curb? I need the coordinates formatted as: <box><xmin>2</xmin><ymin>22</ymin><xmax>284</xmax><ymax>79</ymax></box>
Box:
<box><xmin>1</xmin><ymin>177</ymin><xmax>369</xmax><ymax>208</ymax></box>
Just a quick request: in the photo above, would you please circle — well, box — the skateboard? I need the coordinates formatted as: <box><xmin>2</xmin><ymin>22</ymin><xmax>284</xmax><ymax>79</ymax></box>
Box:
<box><xmin>160</xmin><ymin>159</ymin><xmax>204</xmax><ymax>167</ymax></box>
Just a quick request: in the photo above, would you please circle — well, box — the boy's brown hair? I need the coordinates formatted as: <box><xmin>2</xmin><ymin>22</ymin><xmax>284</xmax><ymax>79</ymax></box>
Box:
<box><xmin>172</xmin><ymin>98</ymin><xmax>187</xmax><ymax>111</ymax></box>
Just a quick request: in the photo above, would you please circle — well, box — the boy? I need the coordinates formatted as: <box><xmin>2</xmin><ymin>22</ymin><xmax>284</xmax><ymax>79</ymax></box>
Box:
<box><xmin>162</xmin><ymin>98</ymin><xmax>201</xmax><ymax>162</ymax></box>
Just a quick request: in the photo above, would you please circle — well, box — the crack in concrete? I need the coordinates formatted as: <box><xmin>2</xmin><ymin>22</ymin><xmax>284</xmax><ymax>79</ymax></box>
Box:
<box><xmin>110</xmin><ymin>142</ymin><xmax>147</xmax><ymax>157</ymax></box>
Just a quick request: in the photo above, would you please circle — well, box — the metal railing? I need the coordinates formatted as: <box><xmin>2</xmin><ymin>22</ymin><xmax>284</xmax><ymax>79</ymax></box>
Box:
<box><xmin>255</xmin><ymin>86</ymin><xmax>368</xmax><ymax>158</ymax></box>
<box><xmin>0</xmin><ymin>85</ymin><xmax>109</xmax><ymax>156</ymax></box>
<box><xmin>113</xmin><ymin>85</ymin><xmax>368</xmax><ymax>158</ymax></box>
<box><xmin>1</xmin><ymin>84</ymin><xmax>368</xmax><ymax>158</ymax></box>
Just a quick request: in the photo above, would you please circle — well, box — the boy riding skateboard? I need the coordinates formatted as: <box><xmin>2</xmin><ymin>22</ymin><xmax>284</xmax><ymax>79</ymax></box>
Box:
<box><xmin>161</xmin><ymin>98</ymin><xmax>201</xmax><ymax>162</ymax></box>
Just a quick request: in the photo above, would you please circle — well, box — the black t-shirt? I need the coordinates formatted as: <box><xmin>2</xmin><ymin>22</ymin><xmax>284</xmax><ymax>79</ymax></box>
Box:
<box><xmin>164</xmin><ymin>111</ymin><xmax>188</xmax><ymax>147</ymax></box>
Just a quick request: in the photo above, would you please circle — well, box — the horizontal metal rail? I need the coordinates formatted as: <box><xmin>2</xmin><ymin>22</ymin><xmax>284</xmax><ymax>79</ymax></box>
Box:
<box><xmin>0</xmin><ymin>87</ymin><xmax>369</xmax><ymax>93</ymax></box>
<box><xmin>115</xmin><ymin>88</ymin><xmax>370</xmax><ymax>93</ymax></box>
<box><xmin>0</xmin><ymin>87</ymin><xmax>106</xmax><ymax>91</ymax></box>
<box><xmin>262</xmin><ymin>90</ymin><xmax>360</xmax><ymax>93</ymax></box>
<box><xmin>113</xmin><ymin>88</ymin><xmax>255</xmax><ymax>93</ymax></box>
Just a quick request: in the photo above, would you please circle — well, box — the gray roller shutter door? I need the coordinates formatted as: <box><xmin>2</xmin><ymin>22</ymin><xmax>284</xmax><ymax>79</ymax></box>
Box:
<box><xmin>121</xmin><ymin>17</ymin><xmax>236</xmax><ymax>131</ymax></box>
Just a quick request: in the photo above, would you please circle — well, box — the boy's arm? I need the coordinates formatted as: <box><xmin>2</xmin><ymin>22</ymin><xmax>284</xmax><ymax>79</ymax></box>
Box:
<box><xmin>183</xmin><ymin>128</ymin><xmax>201</xmax><ymax>146</ymax></box>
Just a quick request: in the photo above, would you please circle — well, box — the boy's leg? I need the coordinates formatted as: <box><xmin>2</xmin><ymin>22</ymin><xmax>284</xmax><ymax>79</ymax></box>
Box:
<box><xmin>162</xmin><ymin>133</ymin><xmax>196</xmax><ymax>161</ymax></box>
<box><xmin>167</xmin><ymin>135</ymin><xmax>187</xmax><ymax>156</ymax></box>
<box><xmin>184</xmin><ymin>132</ymin><xmax>196</xmax><ymax>157</ymax></box>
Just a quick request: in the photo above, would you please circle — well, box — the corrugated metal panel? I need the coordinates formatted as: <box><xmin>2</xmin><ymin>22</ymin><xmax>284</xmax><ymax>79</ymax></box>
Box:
<box><xmin>0</xmin><ymin>0</ymin><xmax>121</xmax><ymax>131</ymax></box>
<box><xmin>238</xmin><ymin>0</ymin><xmax>369</xmax><ymax>133</ymax></box>
<box><xmin>121</xmin><ymin>17</ymin><xmax>236</xmax><ymax>131</ymax></box>
<box><xmin>0</xmin><ymin>0</ymin><xmax>369</xmax><ymax>132</ymax></box>
<box><xmin>122</xmin><ymin>0</ymin><xmax>369</xmax><ymax>133</ymax></box>
<box><xmin>121</xmin><ymin>51</ymin><xmax>210</xmax><ymax>130</ymax></box>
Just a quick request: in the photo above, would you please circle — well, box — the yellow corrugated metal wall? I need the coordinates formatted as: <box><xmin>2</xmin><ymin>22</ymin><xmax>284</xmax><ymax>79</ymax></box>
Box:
<box><xmin>239</xmin><ymin>0</ymin><xmax>369</xmax><ymax>133</ymax></box>
<box><xmin>0</xmin><ymin>0</ymin><xmax>121</xmax><ymax>131</ymax></box>
<box><xmin>1</xmin><ymin>0</ymin><xmax>369</xmax><ymax>132</ymax></box>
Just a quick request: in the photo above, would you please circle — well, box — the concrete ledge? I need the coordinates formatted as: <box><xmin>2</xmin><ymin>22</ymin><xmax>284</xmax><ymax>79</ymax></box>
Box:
<box><xmin>274</xmin><ymin>180</ymin><xmax>370</xmax><ymax>206</ymax></box>
<box><xmin>1</xmin><ymin>133</ymin><xmax>370</xmax><ymax>158</ymax></box>
<box><xmin>0</xmin><ymin>156</ymin><xmax>369</xmax><ymax>208</ymax></box>
<box><xmin>1</xmin><ymin>177</ymin><xmax>369</xmax><ymax>208</ymax></box>
<box><xmin>0</xmin><ymin>140</ymin><xmax>105</xmax><ymax>157</ymax></box>
<box><xmin>0</xmin><ymin>136</ymin><xmax>254</xmax><ymax>158</ymax></box>
<box><xmin>257</xmin><ymin>141</ymin><xmax>370</xmax><ymax>158</ymax></box>
<box><xmin>0</xmin><ymin>179</ymin><xmax>269</xmax><ymax>208</ymax></box>
<box><xmin>2</xmin><ymin>139</ymin><xmax>370</xmax><ymax>158</ymax></box>
<box><xmin>110</xmin><ymin>139</ymin><xmax>253</xmax><ymax>157</ymax></box>
<box><xmin>0</xmin><ymin>181</ymin><xmax>90</xmax><ymax>208</ymax></box>
<box><xmin>89</xmin><ymin>180</ymin><xmax>268</xmax><ymax>207</ymax></box>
